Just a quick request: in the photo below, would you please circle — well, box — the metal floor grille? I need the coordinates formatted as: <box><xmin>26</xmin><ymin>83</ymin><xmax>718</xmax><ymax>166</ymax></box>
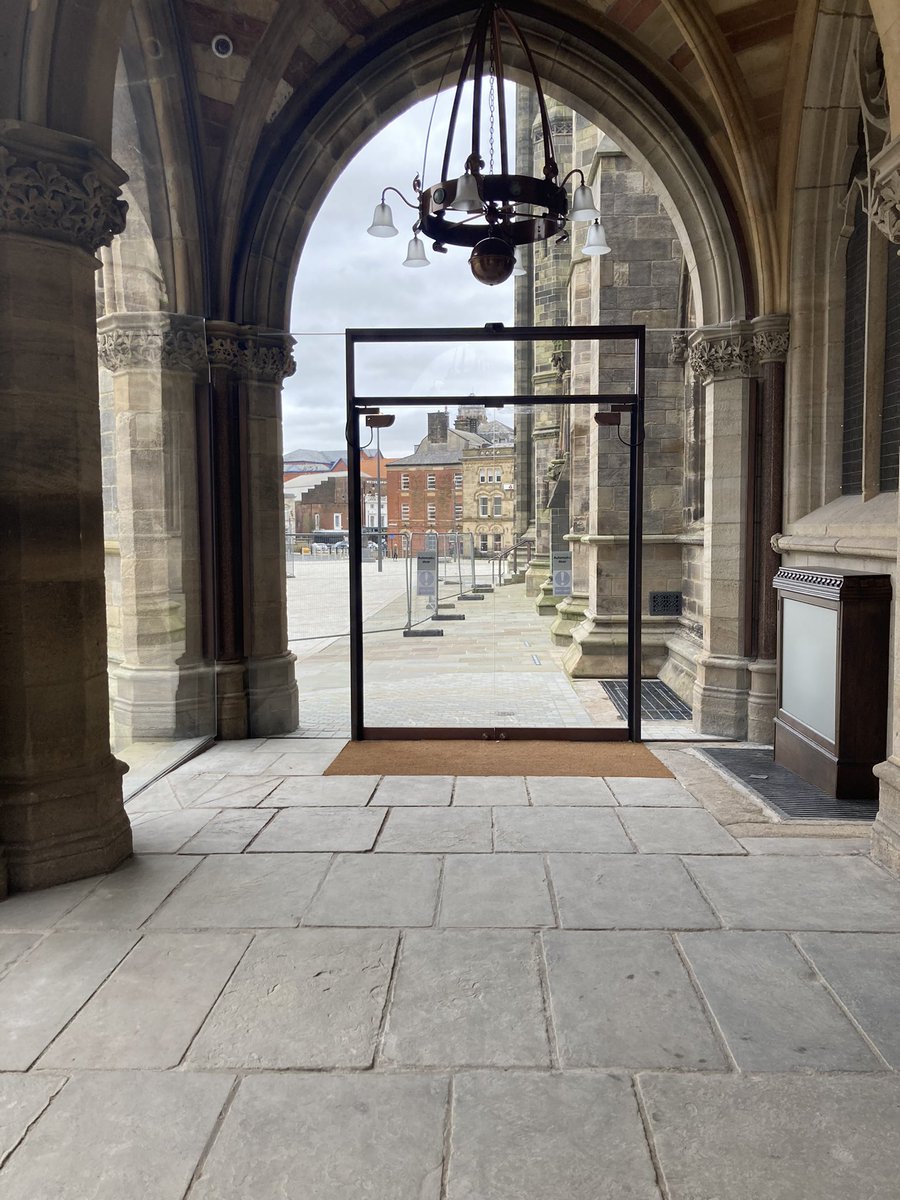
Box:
<box><xmin>600</xmin><ymin>679</ymin><xmax>692</xmax><ymax>722</ymax></box>
<box><xmin>702</xmin><ymin>747</ymin><xmax>878</xmax><ymax>822</ymax></box>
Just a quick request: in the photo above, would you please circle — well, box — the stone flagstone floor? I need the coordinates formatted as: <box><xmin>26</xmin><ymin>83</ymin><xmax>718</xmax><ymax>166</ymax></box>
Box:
<box><xmin>1</xmin><ymin>739</ymin><xmax>899</xmax><ymax>1198</ymax></box>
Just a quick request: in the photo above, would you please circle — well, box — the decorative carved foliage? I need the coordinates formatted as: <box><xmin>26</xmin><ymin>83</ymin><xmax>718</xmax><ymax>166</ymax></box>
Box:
<box><xmin>99</xmin><ymin>320</ymin><xmax>296</xmax><ymax>382</ymax></box>
<box><xmin>206</xmin><ymin>331</ymin><xmax>296</xmax><ymax>382</ymax></box>
<box><xmin>688</xmin><ymin>331</ymin><xmax>755</xmax><ymax>382</ymax></box>
<box><xmin>0</xmin><ymin>145</ymin><xmax>127</xmax><ymax>252</ymax></box>
<box><xmin>871</xmin><ymin>158</ymin><xmax>900</xmax><ymax>246</ymax></box>
<box><xmin>753</xmin><ymin>328</ymin><xmax>790</xmax><ymax>364</ymax></box>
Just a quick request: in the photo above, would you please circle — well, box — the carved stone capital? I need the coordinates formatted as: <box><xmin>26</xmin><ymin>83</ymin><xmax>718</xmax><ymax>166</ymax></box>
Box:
<box><xmin>0</xmin><ymin>121</ymin><xmax>127</xmax><ymax>253</ymax></box>
<box><xmin>205</xmin><ymin>323</ymin><xmax>296</xmax><ymax>384</ymax></box>
<box><xmin>688</xmin><ymin>323</ymin><xmax>755</xmax><ymax>383</ymax></box>
<box><xmin>751</xmin><ymin>314</ymin><xmax>790</xmax><ymax>364</ymax></box>
<box><xmin>871</xmin><ymin>136</ymin><xmax>900</xmax><ymax>246</ymax></box>
<box><xmin>97</xmin><ymin>314</ymin><xmax>207</xmax><ymax>374</ymax></box>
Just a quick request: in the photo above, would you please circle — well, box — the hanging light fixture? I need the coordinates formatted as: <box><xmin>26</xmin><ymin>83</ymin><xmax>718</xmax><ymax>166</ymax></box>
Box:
<box><xmin>367</xmin><ymin>0</ymin><xmax>602</xmax><ymax>285</ymax></box>
<box><xmin>583</xmin><ymin>219</ymin><xmax>611</xmax><ymax>256</ymax></box>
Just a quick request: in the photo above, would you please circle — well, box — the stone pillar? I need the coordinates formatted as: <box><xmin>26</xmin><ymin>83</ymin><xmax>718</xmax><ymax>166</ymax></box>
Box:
<box><xmin>97</xmin><ymin>312</ymin><xmax>213</xmax><ymax>746</ymax></box>
<box><xmin>205</xmin><ymin>324</ymin><xmax>299</xmax><ymax>738</ymax></box>
<box><xmin>0</xmin><ymin>121</ymin><xmax>132</xmax><ymax>893</ymax></box>
<box><xmin>869</xmin><ymin>137</ymin><xmax>900</xmax><ymax>874</ymax></box>
<box><xmin>747</xmin><ymin>315</ymin><xmax>790</xmax><ymax>744</ymax></box>
<box><xmin>689</xmin><ymin>324</ymin><xmax>755</xmax><ymax>738</ymax></box>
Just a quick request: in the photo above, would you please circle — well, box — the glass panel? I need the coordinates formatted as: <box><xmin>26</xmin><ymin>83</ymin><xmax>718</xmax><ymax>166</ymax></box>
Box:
<box><xmin>781</xmin><ymin>598</ymin><xmax>838</xmax><ymax>741</ymax></box>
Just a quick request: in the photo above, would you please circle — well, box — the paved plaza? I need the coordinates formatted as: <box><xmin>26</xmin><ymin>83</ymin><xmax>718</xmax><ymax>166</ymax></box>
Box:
<box><xmin>1</xmin><ymin>738</ymin><xmax>898</xmax><ymax>1197</ymax></box>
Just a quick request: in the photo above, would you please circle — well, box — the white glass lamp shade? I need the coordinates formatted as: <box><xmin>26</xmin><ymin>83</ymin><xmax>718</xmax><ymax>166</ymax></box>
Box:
<box><xmin>403</xmin><ymin>235</ymin><xmax>430</xmax><ymax>267</ymax></box>
<box><xmin>569</xmin><ymin>182</ymin><xmax>601</xmax><ymax>222</ymax></box>
<box><xmin>512</xmin><ymin>255</ymin><xmax>526</xmax><ymax>277</ymax></box>
<box><xmin>449</xmin><ymin>171</ymin><xmax>483</xmax><ymax>214</ymax></box>
<box><xmin>368</xmin><ymin>202</ymin><xmax>398</xmax><ymax>237</ymax></box>
<box><xmin>583</xmin><ymin>220</ymin><xmax>611</xmax><ymax>256</ymax></box>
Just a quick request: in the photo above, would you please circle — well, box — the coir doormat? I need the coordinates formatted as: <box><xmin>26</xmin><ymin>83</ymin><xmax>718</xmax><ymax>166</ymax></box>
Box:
<box><xmin>324</xmin><ymin>740</ymin><xmax>673</xmax><ymax>778</ymax></box>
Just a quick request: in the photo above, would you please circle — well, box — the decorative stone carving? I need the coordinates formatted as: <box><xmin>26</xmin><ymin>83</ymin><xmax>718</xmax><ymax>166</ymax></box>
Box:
<box><xmin>98</xmin><ymin>326</ymin><xmax>164</xmax><ymax>373</ymax></box>
<box><xmin>97</xmin><ymin>317</ymin><xmax>207</xmax><ymax>374</ymax></box>
<box><xmin>669</xmin><ymin>332</ymin><xmax>689</xmax><ymax>365</ymax></box>
<box><xmin>162</xmin><ymin>327</ymin><xmax>208</xmax><ymax>372</ymax></box>
<box><xmin>252</xmin><ymin>342</ymin><xmax>297</xmax><ymax>383</ymax></box>
<box><xmin>206</xmin><ymin>327</ymin><xmax>296</xmax><ymax>383</ymax></box>
<box><xmin>871</xmin><ymin>138</ymin><xmax>900</xmax><ymax>246</ymax></box>
<box><xmin>688</xmin><ymin>325</ymin><xmax>755</xmax><ymax>382</ymax></box>
<box><xmin>0</xmin><ymin>144</ymin><xmax>127</xmax><ymax>252</ymax></box>
<box><xmin>752</xmin><ymin>315</ymin><xmax>791</xmax><ymax>364</ymax></box>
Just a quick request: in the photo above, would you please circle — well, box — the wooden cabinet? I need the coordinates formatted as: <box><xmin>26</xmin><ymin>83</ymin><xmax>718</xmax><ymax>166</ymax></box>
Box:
<box><xmin>773</xmin><ymin>568</ymin><xmax>891</xmax><ymax>799</ymax></box>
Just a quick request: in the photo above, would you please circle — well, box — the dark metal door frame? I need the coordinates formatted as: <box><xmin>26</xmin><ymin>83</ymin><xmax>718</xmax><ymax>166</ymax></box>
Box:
<box><xmin>346</xmin><ymin>324</ymin><xmax>645</xmax><ymax>741</ymax></box>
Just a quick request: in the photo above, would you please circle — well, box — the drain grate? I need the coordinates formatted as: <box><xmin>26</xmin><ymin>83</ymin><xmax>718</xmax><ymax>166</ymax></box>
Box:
<box><xmin>600</xmin><ymin>679</ymin><xmax>692</xmax><ymax>722</ymax></box>
<box><xmin>702</xmin><ymin>746</ymin><xmax>878</xmax><ymax>821</ymax></box>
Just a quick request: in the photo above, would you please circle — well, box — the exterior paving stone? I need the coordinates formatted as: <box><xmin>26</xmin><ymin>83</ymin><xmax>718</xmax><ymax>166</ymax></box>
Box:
<box><xmin>58</xmin><ymin>855</ymin><xmax>198</xmax><ymax>929</ymax></box>
<box><xmin>0</xmin><ymin>933</ymin><xmax>40</xmax><ymax>977</ymax></box>
<box><xmin>618</xmin><ymin>807</ymin><xmax>743</xmax><ymax>854</ymax></box>
<box><xmin>526</xmin><ymin>775</ymin><xmax>616</xmax><ymax>805</ymax></box>
<box><xmin>39</xmin><ymin>932</ymin><xmax>251</xmax><ymax>1069</ymax></box>
<box><xmin>179</xmin><ymin>809</ymin><xmax>274</xmax><ymax>853</ymax></box>
<box><xmin>0</xmin><ymin>931</ymin><xmax>138</xmax><ymax>1070</ymax></box>
<box><xmin>381</xmin><ymin>930</ymin><xmax>550</xmax><ymax>1066</ymax></box>
<box><xmin>247</xmin><ymin>806</ymin><xmax>386</xmax><ymax>852</ymax></box>
<box><xmin>189</xmin><ymin>1074</ymin><xmax>448</xmax><ymax>1200</ymax></box>
<box><xmin>377</xmin><ymin>807</ymin><xmax>492</xmax><ymax>852</ymax></box>
<box><xmin>261</xmin><ymin>775</ymin><xmax>380</xmax><ymax>806</ymax></box>
<box><xmin>182</xmin><ymin>775</ymin><xmax>284</xmax><ymax>808</ymax></box>
<box><xmin>439</xmin><ymin>853</ymin><xmax>555</xmax><ymax>927</ymax></box>
<box><xmin>494</xmin><ymin>807</ymin><xmax>633</xmax><ymax>852</ymax></box>
<box><xmin>640</xmin><ymin>1073</ymin><xmax>900</xmax><ymax>1200</ymax></box>
<box><xmin>303</xmin><ymin>853</ymin><xmax>441</xmax><ymax>927</ymax></box>
<box><xmin>543</xmin><ymin>930</ymin><xmax>726</xmax><ymax>1069</ymax></box>
<box><xmin>683</xmin><ymin>855</ymin><xmax>900</xmax><ymax>930</ymax></box>
<box><xmin>679</xmin><ymin>931</ymin><xmax>880</xmax><ymax>1071</ymax></box>
<box><xmin>0</xmin><ymin>876</ymin><xmax>104</xmax><ymax>932</ymax></box>
<box><xmin>129</xmin><ymin>809</ymin><xmax>215</xmax><ymax>853</ymax></box>
<box><xmin>0</xmin><ymin>1071</ymin><xmax>234</xmax><ymax>1200</ymax></box>
<box><xmin>549</xmin><ymin>853</ymin><xmax>719</xmax><ymax>929</ymax></box>
<box><xmin>797</xmin><ymin>933</ymin><xmax>900</xmax><ymax>1067</ymax></box>
<box><xmin>373</xmin><ymin>775</ymin><xmax>454</xmax><ymax>805</ymax></box>
<box><xmin>0</xmin><ymin>1074</ymin><xmax>66</xmax><ymax>1166</ymax></box>
<box><xmin>187</xmin><ymin>929</ymin><xmax>398</xmax><ymax>1068</ymax></box>
<box><xmin>738</xmin><ymin>837</ymin><xmax>866</xmax><ymax>855</ymax></box>
<box><xmin>447</xmin><ymin>1072</ymin><xmax>660</xmax><ymax>1200</ymax></box>
<box><xmin>452</xmin><ymin>775</ymin><xmax>528</xmax><ymax>805</ymax></box>
<box><xmin>147</xmin><ymin>853</ymin><xmax>331</xmax><ymax>928</ymax></box>
<box><xmin>606</xmin><ymin>777</ymin><xmax>699</xmax><ymax>806</ymax></box>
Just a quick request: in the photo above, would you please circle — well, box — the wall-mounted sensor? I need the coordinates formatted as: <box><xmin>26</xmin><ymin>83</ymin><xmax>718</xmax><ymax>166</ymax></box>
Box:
<box><xmin>211</xmin><ymin>35</ymin><xmax>234</xmax><ymax>58</ymax></box>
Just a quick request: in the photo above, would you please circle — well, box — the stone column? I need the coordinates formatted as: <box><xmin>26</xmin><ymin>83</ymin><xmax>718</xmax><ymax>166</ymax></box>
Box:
<box><xmin>97</xmin><ymin>312</ymin><xmax>213</xmax><ymax>746</ymax></box>
<box><xmin>205</xmin><ymin>324</ymin><xmax>299</xmax><ymax>738</ymax></box>
<box><xmin>689</xmin><ymin>323</ymin><xmax>755</xmax><ymax>738</ymax></box>
<box><xmin>747</xmin><ymin>315</ymin><xmax>790</xmax><ymax>744</ymax></box>
<box><xmin>0</xmin><ymin>121</ymin><xmax>132</xmax><ymax>893</ymax></box>
<box><xmin>869</xmin><ymin>137</ymin><xmax>900</xmax><ymax>874</ymax></box>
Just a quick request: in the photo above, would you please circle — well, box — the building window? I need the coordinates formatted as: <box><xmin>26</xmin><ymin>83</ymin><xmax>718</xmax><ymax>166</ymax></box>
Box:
<box><xmin>333</xmin><ymin>513</ymin><xmax>342</xmax><ymax>529</ymax></box>
<box><xmin>454</xmin><ymin>473</ymin><xmax>463</xmax><ymax>489</ymax></box>
<box><xmin>479</xmin><ymin>496</ymin><xmax>489</xmax><ymax>517</ymax></box>
<box><xmin>455</xmin><ymin>504</ymin><xmax>463</xmax><ymax>520</ymax></box>
<box><xmin>479</xmin><ymin>534</ymin><xmax>489</xmax><ymax>553</ymax></box>
<box><xmin>492</xmin><ymin>494</ymin><xmax>503</xmax><ymax>517</ymax></box>
<box><xmin>426</xmin><ymin>473</ymin><xmax>436</xmax><ymax>490</ymax></box>
<box><xmin>313</xmin><ymin>513</ymin><xmax>320</xmax><ymax>530</ymax></box>
<box><xmin>496</xmin><ymin>469</ymin><xmax>502</xmax><ymax>482</ymax></box>
<box><xmin>427</xmin><ymin>504</ymin><xmax>436</xmax><ymax>522</ymax></box>
<box><xmin>401</xmin><ymin>504</ymin><xmax>409</xmax><ymax>522</ymax></box>
<box><xmin>400</xmin><ymin>473</ymin><xmax>410</xmax><ymax>490</ymax></box>
<box><xmin>494</xmin><ymin>533</ymin><xmax>502</xmax><ymax>549</ymax></box>
<box><xmin>479</xmin><ymin>470</ymin><xmax>486</xmax><ymax>483</ymax></box>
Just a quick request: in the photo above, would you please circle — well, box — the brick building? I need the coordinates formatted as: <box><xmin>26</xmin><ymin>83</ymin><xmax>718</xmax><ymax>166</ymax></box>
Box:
<box><xmin>386</xmin><ymin>412</ymin><xmax>476</xmax><ymax>538</ymax></box>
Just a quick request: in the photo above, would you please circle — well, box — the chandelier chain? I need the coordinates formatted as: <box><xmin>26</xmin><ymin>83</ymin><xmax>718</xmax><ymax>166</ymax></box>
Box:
<box><xmin>488</xmin><ymin>36</ymin><xmax>496</xmax><ymax>175</ymax></box>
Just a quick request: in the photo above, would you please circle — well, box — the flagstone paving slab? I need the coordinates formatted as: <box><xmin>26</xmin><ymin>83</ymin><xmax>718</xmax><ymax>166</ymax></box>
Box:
<box><xmin>0</xmin><ymin>933</ymin><xmax>41</xmax><ymax>977</ymax></box>
<box><xmin>618</xmin><ymin>807</ymin><xmax>744</xmax><ymax>854</ymax></box>
<box><xmin>248</xmin><ymin>806</ymin><xmax>386</xmax><ymax>852</ymax></box>
<box><xmin>543</xmin><ymin>930</ymin><xmax>726</xmax><ymax>1069</ymax></box>
<box><xmin>189</xmin><ymin>1073</ymin><xmax>448</xmax><ymax>1200</ymax></box>
<box><xmin>187</xmin><ymin>929</ymin><xmax>397</xmax><ymax>1068</ymax></box>
<box><xmin>447</xmin><ymin>1072</ymin><xmax>660</xmax><ymax>1200</ymax></box>
<box><xmin>796</xmin><ymin>933</ymin><xmax>900</xmax><ymax>1067</ymax></box>
<box><xmin>182</xmin><ymin>775</ymin><xmax>284</xmax><ymax>808</ymax></box>
<box><xmin>373</xmin><ymin>775</ymin><xmax>454</xmax><ymax>806</ymax></box>
<box><xmin>683</xmin><ymin>855</ymin><xmax>900</xmax><ymax>930</ymax></box>
<box><xmin>58</xmin><ymin>856</ymin><xmax>197</xmax><ymax>930</ymax></box>
<box><xmin>0</xmin><ymin>876</ymin><xmax>103</xmax><ymax>932</ymax></box>
<box><xmin>39</xmin><ymin>932</ymin><xmax>251</xmax><ymax>1069</ymax></box>
<box><xmin>130</xmin><ymin>809</ymin><xmax>215</xmax><ymax>853</ymax></box>
<box><xmin>377</xmin><ymin>807</ymin><xmax>492</xmax><ymax>853</ymax></box>
<box><xmin>548</xmin><ymin>853</ymin><xmax>719</xmax><ymax>929</ymax></box>
<box><xmin>0</xmin><ymin>1071</ymin><xmax>234</xmax><ymax>1200</ymax></box>
<box><xmin>452</xmin><ymin>776</ymin><xmax>528</xmax><ymax>805</ymax></box>
<box><xmin>179</xmin><ymin>809</ymin><xmax>275</xmax><ymax>854</ymax></box>
<box><xmin>679</xmin><ymin>931</ymin><xmax>880</xmax><ymax>1071</ymax></box>
<box><xmin>639</xmin><ymin>1073</ymin><xmax>900</xmax><ymax>1200</ymax></box>
<box><xmin>494</xmin><ymin>807</ymin><xmax>633</xmax><ymax>853</ymax></box>
<box><xmin>147</xmin><ymin>853</ymin><xmax>331</xmax><ymax>928</ymax></box>
<box><xmin>381</xmin><ymin>930</ymin><xmax>550</xmax><ymax>1067</ymax></box>
<box><xmin>526</xmin><ymin>775</ymin><xmax>617</xmax><ymax>805</ymax></box>
<box><xmin>261</xmin><ymin>775</ymin><xmax>380</xmax><ymax>806</ymax></box>
<box><xmin>439</xmin><ymin>854</ymin><xmax>555</xmax><ymax>927</ymax></box>
<box><xmin>259</xmin><ymin>752</ymin><xmax>343</xmax><ymax>775</ymax></box>
<box><xmin>738</xmin><ymin>836</ymin><xmax>867</xmax><ymax>855</ymax></box>
<box><xmin>606</xmin><ymin>777</ymin><xmax>700</xmax><ymax>806</ymax></box>
<box><xmin>0</xmin><ymin>931</ymin><xmax>138</xmax><ymax>1070</ymax></box>
<box><xmin>303</xmin><ymin>853</ymin><xmax>441</xmax><ymax>927</ymax></box>
<box><xmin>0</xmin><ymin>1074</ymin><xmax>65</xmax><ymax>1167</ymax></box>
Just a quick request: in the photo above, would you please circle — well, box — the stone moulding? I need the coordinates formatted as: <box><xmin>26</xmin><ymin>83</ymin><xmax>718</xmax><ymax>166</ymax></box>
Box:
<box><xmin>206</xmin><ymin>328</ymin><xmax>297</xmax><ymax>383</ymax></box>
<box><xmin>871</xmin><ymin>137</ymin><xmax>900</xmax><ymax>247</ymax></box>
<box><xmin>688</xmin><ymin>325</ymin><xmax>755</xmax><ymax>382</ymax></box>
<box><xmin>98</xmin><ymin>319</ymin><xmax>296</xmax><ymax>382</ymax></box>
<box><xmin>0</xmin><ymin>143</ymin><xmax>127</xmax><ymax>253</ymax></box>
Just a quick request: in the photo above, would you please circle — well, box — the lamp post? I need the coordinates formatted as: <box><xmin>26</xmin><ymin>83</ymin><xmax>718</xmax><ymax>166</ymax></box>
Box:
<box><xmin>365</xmin><ymin>412</ymin><xmax>394</xmax><ymax>573</ymax></box>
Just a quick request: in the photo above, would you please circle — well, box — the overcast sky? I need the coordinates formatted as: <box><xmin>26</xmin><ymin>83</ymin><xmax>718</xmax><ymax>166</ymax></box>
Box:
<box><xmin>284</xmin><ymin>86</ymin><xmax>516</xmax><ymax>458</ymax></box>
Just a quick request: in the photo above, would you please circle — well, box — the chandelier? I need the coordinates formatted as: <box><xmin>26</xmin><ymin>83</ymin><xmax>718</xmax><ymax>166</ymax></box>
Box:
<box><xmin>367</xmin><ymin>0</ymin><xmax>605</xmax><ymax>285</ymax></box>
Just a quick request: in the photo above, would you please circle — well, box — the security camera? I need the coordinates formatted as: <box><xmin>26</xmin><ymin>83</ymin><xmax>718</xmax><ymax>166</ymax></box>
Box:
<box><xmin>211</xmin><ymin>35</ymin><xmax>234</xmax><ymax>58</ymax></box>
